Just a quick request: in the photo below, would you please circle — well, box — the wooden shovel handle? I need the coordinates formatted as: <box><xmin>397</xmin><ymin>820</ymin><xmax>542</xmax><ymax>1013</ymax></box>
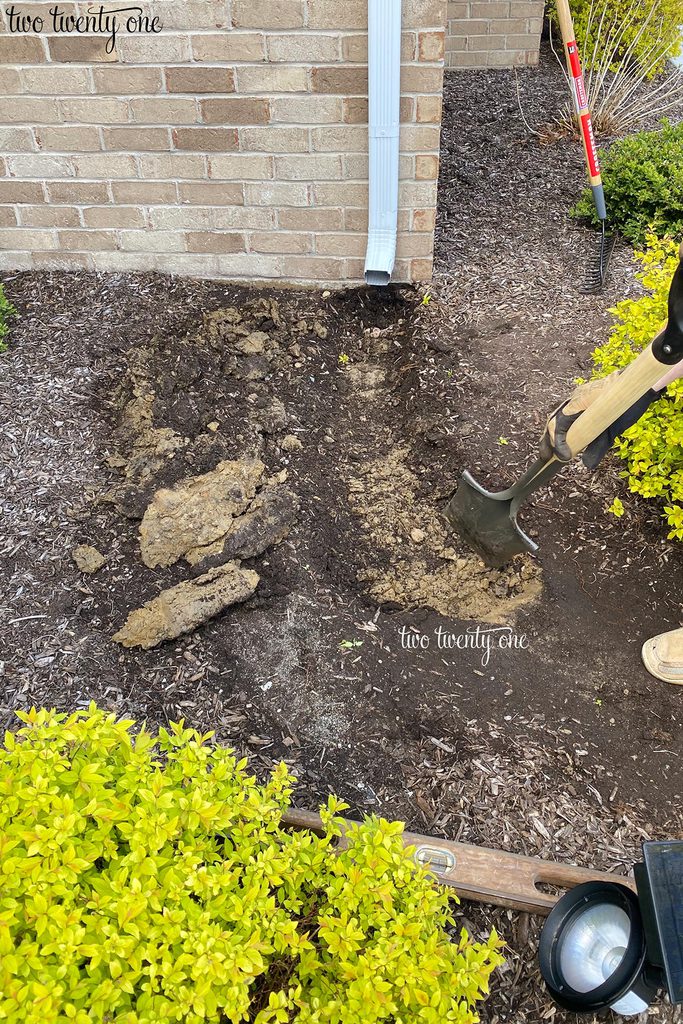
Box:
<box><xmin>564</xmin><ymin>341</ymin><xmax>666</xmax><ymax>457</ymax></box>
<box><xmin>282</xmin><ymin>808</ymin><xmax>635</xmax><ymax>916</ymax></box>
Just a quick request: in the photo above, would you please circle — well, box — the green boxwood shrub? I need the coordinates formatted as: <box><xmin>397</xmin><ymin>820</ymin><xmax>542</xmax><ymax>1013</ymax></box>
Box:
<box><xmin>0</xmin><ymin>705</ymin><xmax>503</xmax><ymax>1024</ymax></box>
<box><xmin>0</xmin><ymin>283</ymin><xmax>16</xmax><ymax>353</ymax></box>
<box><xmin>591</xmin><ymin>235</ymin><xmax>683</xmax><ymax>539</ymax></box>
<box><xmin>572</xmin><ymin>121</ymin><xmax>683</xmax><ymax>245</ymax></box>
<box><xmin>550</xmin><ymin>0</ymin><xmax>683</xmax><ymax>74</ymax></box>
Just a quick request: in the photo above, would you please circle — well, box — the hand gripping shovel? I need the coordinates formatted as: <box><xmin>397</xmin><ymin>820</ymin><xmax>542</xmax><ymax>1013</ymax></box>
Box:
<box><xmin>444</xmin><ymin>246</ymin><xmax>683</xmax><ymax>568</ymax></box>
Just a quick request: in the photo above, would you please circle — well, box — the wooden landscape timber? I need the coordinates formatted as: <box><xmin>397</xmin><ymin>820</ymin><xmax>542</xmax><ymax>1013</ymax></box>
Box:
<box><xmin>283</xmin><ymin>807</ymin><xmax>637</xmax><ymax>915</ymax></box>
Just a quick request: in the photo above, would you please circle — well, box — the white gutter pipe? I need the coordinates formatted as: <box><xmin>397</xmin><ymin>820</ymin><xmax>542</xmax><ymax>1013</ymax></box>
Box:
<box><xmin>364</xmin><ymin>0</ymin><xmax>402</xmax><ymax>286</ymax></box>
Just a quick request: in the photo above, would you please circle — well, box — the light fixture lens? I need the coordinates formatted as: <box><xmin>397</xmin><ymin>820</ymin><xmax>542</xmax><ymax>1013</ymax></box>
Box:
<box><xmin>538</xmin><ymin>881</ymin><xmax>655</xmax><ymax>1016</ymax></box>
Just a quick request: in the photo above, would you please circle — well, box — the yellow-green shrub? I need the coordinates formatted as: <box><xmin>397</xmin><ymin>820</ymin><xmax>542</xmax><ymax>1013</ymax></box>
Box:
<box><xmin>591</xmin><ymin>235</ymin><xmax>683</xmax><ymax>540</ymax></box>
<box><xmin>551</xmin><ymin>0</ymin><xmax>683</xmax><ymax>75</ymax></box>
<box><xmin>0</xmin><ymin>705</ymin><xmax>503</xmax><ymax>1024</ymax></box>
<box><xmin>0</xmin><ymin>283</ymin><xmax>16</xmax><ymax>353</ymax></box>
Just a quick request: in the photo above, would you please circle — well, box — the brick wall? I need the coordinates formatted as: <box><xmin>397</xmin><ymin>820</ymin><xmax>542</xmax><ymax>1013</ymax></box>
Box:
<box><xmin>446</xmin><ymin>0</ymin><xmax>544</xmax><ymax>68</ymax></box>
<box><xmin>0</xmin><ymin>0</ymin><xmax>446</xmax><ymax>285</ymax></box>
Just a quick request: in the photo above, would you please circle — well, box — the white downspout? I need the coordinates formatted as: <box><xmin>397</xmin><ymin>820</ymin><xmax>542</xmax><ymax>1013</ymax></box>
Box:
<box><xmin>364</xmin><ymin>0</ymin><xmax>402</xmax><ymax>286</ymax></box>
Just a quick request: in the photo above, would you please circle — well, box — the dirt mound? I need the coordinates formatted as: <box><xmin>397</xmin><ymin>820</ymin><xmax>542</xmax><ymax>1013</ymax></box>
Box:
<box><xmin>349</xmin><ymin>444</ymin><xmax>542</xmax><ymax>622</ymax></box>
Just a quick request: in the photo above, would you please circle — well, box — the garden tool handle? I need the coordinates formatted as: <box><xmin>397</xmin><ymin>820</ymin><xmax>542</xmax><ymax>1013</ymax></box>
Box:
<box><xmin>564</xmin><ymin>247</ymin><xmax>683</xmax><ymax>457</ymax></box>
<box><xmin>555</xmin><ymin>0</ymin><xmax>605</xmax><ymax>218</ymax></box>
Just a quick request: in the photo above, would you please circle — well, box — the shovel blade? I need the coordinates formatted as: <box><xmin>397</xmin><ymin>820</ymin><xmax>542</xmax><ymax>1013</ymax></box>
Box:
<box><xmin>443</xmin><ymin>470</ymin><xmax>538</xmax><ymax>569</ymax></box>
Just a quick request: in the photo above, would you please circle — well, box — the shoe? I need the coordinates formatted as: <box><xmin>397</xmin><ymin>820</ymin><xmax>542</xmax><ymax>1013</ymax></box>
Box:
<box><xmin>641</xmin><ymin>627</ymin><xmax>683</xmax><ymax>684</ymax></box>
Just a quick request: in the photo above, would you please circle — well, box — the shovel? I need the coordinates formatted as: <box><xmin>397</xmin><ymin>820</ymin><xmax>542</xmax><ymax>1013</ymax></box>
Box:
<box><xmin>445</xmin><ymin>248</ymin><xmax>683</xmax><ymax>568</ymax></box>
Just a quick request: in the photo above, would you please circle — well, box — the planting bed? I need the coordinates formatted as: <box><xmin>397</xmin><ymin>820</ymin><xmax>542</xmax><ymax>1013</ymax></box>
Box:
<box><xmin>1</xmin><ymin>44</ymin><xmax>682</xmax><ymax>1024</ymax></box>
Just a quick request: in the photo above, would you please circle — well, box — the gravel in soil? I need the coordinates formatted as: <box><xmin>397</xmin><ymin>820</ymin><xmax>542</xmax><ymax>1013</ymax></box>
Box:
<box><xmin>1</xmin><ymin>43</ymin><xmax>683</xmax><ymax>1024</ymax></box>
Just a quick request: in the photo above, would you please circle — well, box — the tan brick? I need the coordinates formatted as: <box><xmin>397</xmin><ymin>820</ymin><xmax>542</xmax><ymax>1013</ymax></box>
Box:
<box><xmin>59</xmin><ymin>229</ymin><xmax>117</xmax><ymax>251</ymax></box>
<box><xmin>270</xmin><ymin>95</ymin><xmax>342</xmax><ymax>124</ymax></box>
<box><xmin>72</xmin><ymin>154</ymin><xmax>138</xmax><ymax>178</ymax></box>
<box><xmin>48</xmin><ymin>180</ymin><xmax>110</xmax><ymax>204</ymax></box>
<box><xmin>48</xmin><ymin>36</ymin><xmax>117</xmax><ymax>62</ymax></box>
<box><xmin>447</xmin><ymin>51</ymin><xmax>487</xmax><ymax>66</ymax></box>
<box><xmin>416</xmin><ymin>95</ymin><xmax>442</xmax><ymax>123</ymax></box>
<box><xmin>509</xmin><ymin>0</ymin><xmax>542</xmax><ymax>13</ymax></box>
<box><xmin>0</xmin><ymin>253</ymin><xmax>34</xmax><ymax>271</ymax></box>
<box><xmin>278</xmin><ymin>206</ymin><xmax>343</xmax><ymax>230</ymax></box>
<box><xmin>214</xmin><ymin>252</ymin><xmax>284</xmax><ymax>278</ymax></box>
<box><xmin>93</xmin><ymin>66</ymin><xmax>163</xmax><ymax>94</ymax></box>
<box><xmin>314</xmin><ymin>182</ymin><xmax>367</xmax><ymax>205</ymax></box>
<box><xmin>250</xmin><ymin>230</ymin><xmax>311</xmax><ymax>253</ymax></box>
<box><xmin>312</xmin><ymin>66</ymin><xmax>367</xmax><ymax>95</ymax></box>
<box><xmin>240</xmin><ymin>127</ymin><xmax>309</xmax><ymax>152</ymax></box>
<box><xmin>504</xmin><ymin>32</ymin><xmax>539</xmax><ymax>48</ymax></box>
<box><xmin>192</xmin><ymin>33</ymin><xmax>265</xmax><ymax>62</ymax></box>
<box><xmin>130</xmin><ymin>98</ymin><xmax>199</xmax><ymax>124</ymax></box>
<box><xmin>113</xmin><ymin>181</ymin><xmax>178</xmax><ymax>204</ymax></box>
<box><xmin>149</xmin><ymin>207</ymin><xmax>213</xmax><ymax>229</ymax></box>
<box><xmin>411</xmin><ymin>258</ymin><xmax>433</xmax><ymax>281</ymax></box>
<box><xmin>0</xmin><ymin>127</ymin><xmax>35</xmax><ymax>152</ymax></box>
<box><xmin>244</xmin><ymin>182</ymin><xmax>309</xmax><ymax>206</ymax></box>
<box><xmin>83</xmin><ymin>206</ymin><xmax>146</xmax><ymax>228</ymax></box>
<box><xmin>119</xmin><ymin>230</ymin><xmax>186</xmax><ymax>252</ymax></box>
<box><xmin>267</xmin><ymin>32</ymin><xmax>340</xmax><ymax>62</ymax></box>
<box><xmin>398</xmin><ymin>181</ymin><xmax>438</xmax><ymax>206</ymax></box>
<box><xmin>343</xmin><ymin>207</ymin><xmax>367</xmax><ymax>232</ymax></box>
<box><xmin>2</xmin><ymin>98</ymin><xmax>60</xmax><ymax>124</ymax></box>
<box><xmin>0</xmin><ymin>182</ymin><xmax>46</xmax><ymax>205</ymax></box>
<box><xmin>401</xmin><ymin>66</ymin><xmax>443</xmax><ymax>92</ymax></box>
<box><xmin>24</xmin><ymin>64</ymin><xmax>93</xmax><ymax>92</ymax></box>
<box><xmin>418</xmin><ymin>30</ymin><xmax>445</xmax><ymax>61</ymax></box>
<box><xmin>35</xmin><ymin>126</ymin><xmax>101</xmax><ymax>151</ymax></box>
<box><xmin>447</xmin><ymin>3</ymin><xmax>469</xmax><ymax>17</ymax></box>
<box><xmin>209</xmin><ymin>154</ymin><xmax>273</xmax><ymax>179</ymax></box>
<box><xmin>470</xmin><ymin>0</ymin><xmax>511</xmax><ymax>13</ymax></box>
<box><xmin>173</xmin><ymin>127</ymin><xmax>239</xmax><ymax>151</ymax></box>
<box><xmin>396</xmin><ymin>233</ymin><xmax>434</xmax><ymax>257</ymax></box>
<box><xmin>236</xmin><ymin>65</ymin><xmax>307</xmax><ymax>93</ymax></box>
<box><xmin>311</xmin><ymin>125</ymin><xmax>366</xmax><ymax>152</ymax></box>
<box><xmin>307</xmin><ymin>0</ymin><xmax>367</xmax><ymax>29</ymax></box>
<box><xmin>466</xmin><ymin>34</ymin><xmax>505</xmax><ymax>51</ymax></box>
<box><xmin>166</xmin><ymin>67</ymin><xmax>235</xmax><ymax>94</ymax></box>
<box><xmin>186</xmin><ymin>231</ymin><xmax>245</xmax><ymax>253</ymax></box>
<box><xmin>341</xmin><ymin>96</ymin><xmax>413</xmax><ymax>124</ymax></box>
<box><xmin>282</xmin><ymin>255</ymin><xmax>344</xmax><ymax>279</ymax></box>
<box><xmin>275</xmin><ymin>154</ymin><xmax>341</xmax><ymax>180</ymax></box>
<box><xmin>0</xmin><ymin>36</ymin><xmax>45</xmax><ymax>62</ymax></box>
<box><xmin>103</xmin><ymin>127</ymin><xmax>171</xmax><ymax>151</ymax></box>
<box><xmin>490</xmin><ymin>17</ymin><xmax>528</xmax><ymax>30</ymax></box>
<box><xmin>403</xmin><ymin>0</ymin><xmax>447</xmax><ymax>27</ymax></box>
<box><xmin>0</xmin><ymin>228</ymin><xmax>58</xmax><ymax>250</ymax></box>
<box><xmin>18</xmin><ymin>205</ymin><xmax>80</xmax><ymax>228</ymax></box>
<box><xmin>232</xmin><ymin>0</ymin><xmax>304</xmax><ymax>28</ymax></box>
<box><xmin>0</xmin><ymin>68</ymin><xmax>21</xmax><ymax>92</ymax></box>
<box><xmin>60</xmin><ymin>98</ymin><xmax>128</xmax><ymax>124</ymax></box>
<box><xmin>6</xmin><ymin>154</ymin><xmax>73</xmax><ymax>178</ymax></box>
<box><xmin>32</xmin><ymin>252</ymin><xmax>92</xmax><ymax>270</ymax></box>
<box><xmin>138</xmin><ymin>153</ymin><xmax>207</xmax><ymax>179</ymax></box>
<box><xmin>0</xmin><ymin>207</ymin><xmax>18</xmax><ymax>227</ymax></box>
<box><xmin>413</xmin><ymin>208</ymin><xmax>436</xmax><ymax>232</ymax></box>
<box><xmin>212</xmin><ymin>207</ymin><xmax>275</xmax><ymax>228</ymax></box>
<box><xmin>415</xmin><ymin>154</ymin><xmax>439</xmax><ymax>179</ymax></box>
<box><xmin>201</xmin><ymin>98</ymin><xmax>270</xmax><ymax>125</ymax></box>
<box><xmin>118</xmin><ymin>35</ymin><xmax>191</xmax><ymax>63</ymax></box>
<box><xmin>340</xmin><ymin>31</ymin><xmax>414</xmax><ymax>63</ymax></box>
<box><xmin>150</xmin><ymin>1</ymin><xmax>229</xmax><ymax>30</ymax></box>
<box><xmin>448</xmin><ymin>19</ymin><xmax>489</xmax><ymax>34</ymax></box>
<box><xmin>343</xmin><ymin>153</ymin><xmax>413</xmax><ymax>180</ymax></box>
<box><xmin>316</xmin><ymin>233</ymin><xmax>365</xmax><ymax>257</ymax></box>
<box><xmin>178</xmin><ymin>182</ymin><xmax>244</xmax><ymax>205</ymax></box>
<box><xmin>401</xmin><ymin>124</ymin><xmax>441</xmax><ymax>149</ymax></box>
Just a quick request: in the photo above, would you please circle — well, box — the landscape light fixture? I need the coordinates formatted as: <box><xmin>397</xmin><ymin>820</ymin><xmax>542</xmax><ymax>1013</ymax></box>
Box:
<box><xmin>539</xmin><ymin>841</ymin><xmax>683</xmax><ymax>1017</ymax></box>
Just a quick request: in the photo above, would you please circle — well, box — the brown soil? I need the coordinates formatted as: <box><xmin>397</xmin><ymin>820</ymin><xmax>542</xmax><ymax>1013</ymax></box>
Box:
<box><xmin>1</xmin><ymin>43</ymin><xmax>683</xmax><ymax>1024</ymax></box>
